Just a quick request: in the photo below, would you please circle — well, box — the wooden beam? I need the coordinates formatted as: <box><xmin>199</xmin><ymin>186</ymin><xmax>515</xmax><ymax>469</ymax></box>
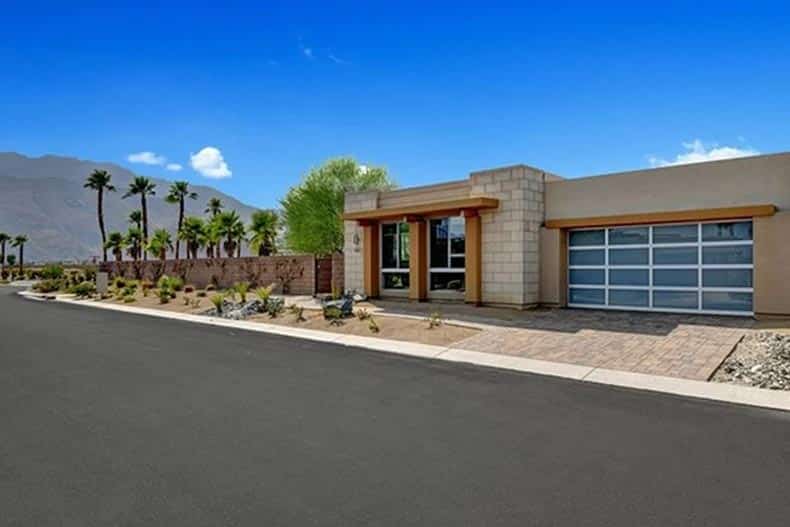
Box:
<box><xmin>343</xmin><ymin>197</ymin><xmax>499</xmax><ymax>222</ymax></box>
<box><xmin>545</xmin><ymin>204</ymin><xmax>776</xmax><ymax>229</ymax></box>
<box><xmin>408</xmin><ymin>219</ymin><xmax>427</xmax><ymax>301</ymax></box>
<box><xmin>464</xmin><ymin>214</ymin><xmax>482</xmax><ymax>305</ymax></box>
<box><xmin>362</xmin><ymin>222</ymin><xmax>379</xmax><ymax>298</ymax></box>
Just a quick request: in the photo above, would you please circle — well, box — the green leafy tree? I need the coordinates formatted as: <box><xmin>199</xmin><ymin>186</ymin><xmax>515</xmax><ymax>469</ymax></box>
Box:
<box><xmin>11</xmin><ymin>235</ymin><xmax>28</xmax><ymax>274</ymax></box>
<box><xmin>202</xmin><ymin>218</ymin><xmax>222</xmax><ymax>258</ymax></box>
<box><xmin>248</xmin><ymin>210</ymin><xmax>279</xmax><ymax>256</ymax></box>
<box><xmin>179</xmin><ymin>216</ymin><xmax>205</xmax><ymax>259</ymax></box>
<box><xmin>215</xmin><ymin>210</ymin><xmax>245</xmax><ymax>258</ymax></box>
<box><xmin>122</xmin><ymin>177</ymin><xmax>156</xmax><ymax>260</ymax></box>
<box><xmin>7</xmin><ymin>254</ymin><xmax>16</xmax><ymax>268</ymax></box>
<box><xmin>83</xmin><ymin>169</ymin><xmax>116</xmax><ymax>262</ymax></box>
<box><xmin>0</xmin><ymin>232</ymin><xmax>9</xmax><ymax>276</ymax></box>
<box><xmin>147</xmin><ymin>228</ymin><xmax>173</xmax><ymax>261</ymax></box>
<box><xmin>128</xmin><ymin>209</ymin><xmax>143</xmax><ymax>230</ymax></box>
<box><xmin>104</xmin><ymin>231</ymin><xmax>126</xmax><ymax>262</ymax></box>
<box><xmin>125</xmin><ymin>227</ymin><xmax>143</xmax><ymax>261</ymax></box>
<box><xmin>165</xmin><ymin>181</ymin><xmax>199</xmax><ymax>260</ymax></box>
<box><xmin>205</xmin><ymin>197</ymin><xmax>223</xmax><ymax>217</ymax></box>
<box><xmin>281</xmin><ymin>158</ymin><xmax>393</xmax><ymax>255</ymax></box>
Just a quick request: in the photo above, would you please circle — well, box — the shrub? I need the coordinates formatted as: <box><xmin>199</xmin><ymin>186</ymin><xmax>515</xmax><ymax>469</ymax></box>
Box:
<box><xmin>158</xmin><ymin>288</ymin><xmax>171</xmax><ymax>304</ymax></box>
<box><xmin>256</xmin><ymin>284</ymin><xmax>274</xmax><ymax>303</ymax></box>
<box><xmin>234</xmin><ymin>281</ymin><xmax>250</xmax><ymax>303</ymax></box>
<box><xmin>368</xmin><ymin>317</ymin><xmax>380</xmax><ymax>333</ymax></box>
<box><xmin>266</xmin><ymin>297</ymin><xmax>285</xmax><ymax>317</ymax></box>
<box><xmin>141</xmin><ymin>280</ymin><xmax>153</xmax><ymax>297</ymax></box>
<box><xmin>356</xmin><ymin>308</ymin><xmax>371</xmax><ymax>321</ymax></box>
<box><xmin>34</xmin><ymin>279</ymin><xmax>63</xmax><ymax>293</ymax></box>
<box><xmin>427</xmin><ymin>311</ymin><xmax>443</xmax><ymax>329</ymax></box>
<box><xmin>70</xmin><ymin>281</ymin><xmax>96</xmax><ymax>298</ymax></box>
<box><xmin>288</xmin><ymin>304</ymin><xmax>306</xmax><ymax>322</ymax></box>
<box><xmin>210</xmin><ymin>293</ymin><xmax>225</xmax><ymax>313</ymax></box>
<box><xmin>123</xmin><ymin>295</ymin><xmax>136</xmax><ymax>304</ymax></box>
<box><xmin>170</xmin><ymin>276</ymin><xmax>184</xmax><ymax>291</ymax></box>
<box><xmin>84</xmin><ymin>267</ymin><xmax>97</xmax><ymax>282</ymax></box>
<box><xmin>40</xmin><ymin>264</ymin><xmax>65</xmax><ymax>280</ymax></box>
<box><xmin>114</xmin><ymin>277</ymin><xmax>127</xmax><ymax>289</ymax></box>
<box><xmin>196</xmin><ymin>290</ymin><xmax>207</xmax><ymax>298</ymax></box>
<box><xmin>323</xmin><ymin>305</ymin><xmax>343</xmax><ymax>323</ymax></box>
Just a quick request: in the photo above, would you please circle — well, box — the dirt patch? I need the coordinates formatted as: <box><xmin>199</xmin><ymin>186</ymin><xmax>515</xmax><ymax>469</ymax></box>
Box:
<box><xmin>95</xmin><ymin>291</ymin><xmax>478</xmax><ymax>347</ymax></box>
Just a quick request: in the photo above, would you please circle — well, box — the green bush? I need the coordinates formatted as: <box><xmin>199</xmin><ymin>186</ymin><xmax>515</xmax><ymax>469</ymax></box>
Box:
<box><xmin>158</xmin><ymin>288</ymin><xmax>171</xmax><ymax>304</ymax></box>
<box><xmin>70</xmin><ymin>281</ymin><xmax>96</xmax><ymax>298</ymax></box>
<box><xmin>234</xmin><ymin>281</ymin><xmax>250</xmax><ymax>303</ymax></box>
<box><xmin>113</xmin><ymin>277</ymin><xmax>127</xmax><ymax>289</ymax></box>
<box><xmin>40</xmin><ymin>264</ymin><xmax>65</xmax><ymax>280</ymax></box>
<box><xmin>34</xmin><ymin>279</ymin><xmax>63</xmax><ymax>293</ymax></box>
<box><xmin>210</xmin><ymin>293</ymin><xmax>225</xmax><ymax>313</ymax></box>
<box><xmin>266</xmin><ymin>297</ymin><xmax>285</xmax><ymax>317</ymax></box>
<box><xmin>256</xmin><ymin>285</ymin><xmax>274</xmax><ymax>304</ymax></box>
<box><xmin>123</xmin><ymin>295</ymin><xmax>136</xmax><ymax>304</ymax></box>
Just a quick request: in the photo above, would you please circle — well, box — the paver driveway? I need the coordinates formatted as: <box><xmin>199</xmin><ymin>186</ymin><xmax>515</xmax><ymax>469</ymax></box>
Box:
<box><xmin>452</xmin><ymin>310</ymin><xmax>753</xmax><ymax>380</ymax></box>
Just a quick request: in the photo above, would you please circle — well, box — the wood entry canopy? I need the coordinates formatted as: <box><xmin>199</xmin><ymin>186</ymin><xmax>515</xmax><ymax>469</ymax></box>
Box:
<box><xmin>342</xmin><ymin>196</ymin><xmax>499</xmax><ymax>222</ymax></box>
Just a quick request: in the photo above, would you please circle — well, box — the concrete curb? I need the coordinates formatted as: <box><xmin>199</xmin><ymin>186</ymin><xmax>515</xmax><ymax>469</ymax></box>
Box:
<box><xmin>23</xmin><ymin>292</ymin><xmax>790</xmax><ymax>413</ymax></box>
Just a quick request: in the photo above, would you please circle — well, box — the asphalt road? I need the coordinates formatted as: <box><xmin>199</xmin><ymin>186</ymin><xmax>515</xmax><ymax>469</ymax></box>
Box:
<box><xmin>1</xmin><ymin>287</ymin><xmax>789</xmax><ymax>526</ymax></box>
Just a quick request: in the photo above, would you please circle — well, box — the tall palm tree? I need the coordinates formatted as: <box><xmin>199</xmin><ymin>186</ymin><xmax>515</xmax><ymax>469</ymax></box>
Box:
<box><xmin>83</xmin><ymin>169</ymin><xmax>116</xmax><ymax>262</ymax></box>
<box><xmin>205</xmin><ymin>197</ymin><xmax>223</xmax><ymax>217</ymax></box>
<box><xmin>147</xmin><ymin>229</ymin><xmax>173</xmax><ymax>261</ymax></box>
<box><xmin>0</xmin><ymin>232</ymin><xmax>9</xmax><ymax>276</ymax></box>
<box><xmin>125</xmin><ymin>227</ymin><xmax>143</xmax><ymax>261</ymax></box>
<box><xmin>165</xmin><ymin>181</ymin><xmax>198</xmax><ymax>260</ymax></box>
<box><xmin>122</xmin><ymin>177</ymin><xmax>156</xmax><ymax>261</ymax></box>
<box><xmin>248</xmin><ymin>210</ymin><xmax>279</xmax><ymax>256</ymax></box>
<box><xmin>178</xmin><ymin>216</ymin><xmax>205</xmax><ymax>259</ymax></box>
<box><xmin>11</xmin><ymin>235</ymin><xmax>27</xmax><ymax>275</ymax></box>
<box><xmin>128</xmin><ymin>209</ymin><xmax>142</xmax><ymax>230</ymax></box>
<box><xmin>202</xmin><ymin>218</ymin><xmax>222</xmax><ymax>258</ymax></box>
<box><xmin>216</xmin><ymin>211</ymin><xmax>244</xmax><ymax>258</ymax></box>
<box><xmin>105</xmin><ymin>232</ymin><xmax>126</xmax><ymax>262</ymax></box>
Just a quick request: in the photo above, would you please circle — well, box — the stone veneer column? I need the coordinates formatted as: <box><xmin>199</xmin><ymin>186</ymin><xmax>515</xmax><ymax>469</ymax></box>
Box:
<box><xmin>343</xmin><ymin>190</ymin><xmax>379</xmax><ymax>294</ymax></box>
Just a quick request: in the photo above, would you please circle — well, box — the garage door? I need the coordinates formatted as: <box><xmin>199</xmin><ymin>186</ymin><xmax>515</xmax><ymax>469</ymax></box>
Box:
<box><xmin>568</xmin><ymin>220</ymin><xmax>753</xmax><ymax>315</ymax></box>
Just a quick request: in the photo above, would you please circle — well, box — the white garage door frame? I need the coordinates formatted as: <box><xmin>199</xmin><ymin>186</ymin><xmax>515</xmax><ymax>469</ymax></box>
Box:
<box><xmin>567</xmin><ymin>220</ymin><xmax>754</xmax><ymax>316</ymax></box>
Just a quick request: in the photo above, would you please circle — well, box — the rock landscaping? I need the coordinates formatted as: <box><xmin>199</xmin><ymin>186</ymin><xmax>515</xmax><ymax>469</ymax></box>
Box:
<box><xmin>713</xmin><ymin>332</ymin><xmax>790</xmax><ymax>390</ymax></box>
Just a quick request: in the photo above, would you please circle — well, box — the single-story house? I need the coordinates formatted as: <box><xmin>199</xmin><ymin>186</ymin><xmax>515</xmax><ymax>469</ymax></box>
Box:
<box><xmin>343</xmin><ymin>153</ymin><xmax>790</xmax><ymax>317</ymax></box>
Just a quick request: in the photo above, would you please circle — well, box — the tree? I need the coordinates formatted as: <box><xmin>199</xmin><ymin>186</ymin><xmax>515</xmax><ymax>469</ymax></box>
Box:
<box><xmin>0</xmin><ymin>232</ymin><xmax>9</xmax><ymax>276</ymax></box>
<box><xmin>11</xmin><ymin>235</ymin><xmax>28</xmax><ymax>274</ymax></box>
<box><xmin>125</xmin><ymin>227</ymin><xmax>143</xmax><ymax>261</ymax></box>
<box><xmin>215</xmin><ymin>210</ymin><xmax>244</xmax><ymax>258</ymax></box>
<box><xmin>248</xmin><ymin>210</ymin><xmax>279</xmax><ymax>256</ymax></box>
<box><xmin>83</xmin><ymin>169</ymin><xmax>116</xmax><ymax>262</ymax></box>
<box><xmin>165</xmin><ymin>181</ymin><xmax>198</xmax><ymax>260</ymax></box>
<box><xmin>147</xmin><ymin>229</ymin><xmax>173</xmax><ymax>261</ymax></box>
<box><xmin>281</xmin><ymin>158</ymin><xmax>393</xmax><ymax>255</ymax></box>
<box><xmin>122</xmin><ymin>177</ymin><xmax>156</xmax><ymax>261</ymax></box>
<box><xmin>128</xmin><ymin>209</ymin><xmax>142</xmax><ymax>230</ymax></box>
<box><xmin>205</xmin><ymin>197</ymin><xmax>224</xmax><ymax>217</ymax></box>
<box><xmin>105</xmin><ymin>231</ymin><xmax>126</xmax><ymax>262</ymax></box>
<box><xmin>178</xmin><ymin>217</ymin><xmax>205</xmax><ymax>259</ymax></box>
<box><xmin>6</xmin><ymin>254</ymin><xmax>16</xmax><ymax>268</ymax></box>
<box><xmin>202</xmin><ymin>218</ymin><xmax>222</xmax><ymax>258</ymax></box>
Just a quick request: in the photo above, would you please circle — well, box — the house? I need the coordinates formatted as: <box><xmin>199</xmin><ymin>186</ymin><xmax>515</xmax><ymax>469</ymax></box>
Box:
<box><xmin>343</xmin><ymin>152</ymin><xmax>790</xmax><ymax>317</ymax></box>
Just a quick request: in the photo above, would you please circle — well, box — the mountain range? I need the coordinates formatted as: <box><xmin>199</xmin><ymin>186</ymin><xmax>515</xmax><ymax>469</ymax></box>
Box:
<box><xmin>0</xmin><ymin>152</ymin><xmax>260</xmax><ymax>262</ymax></box>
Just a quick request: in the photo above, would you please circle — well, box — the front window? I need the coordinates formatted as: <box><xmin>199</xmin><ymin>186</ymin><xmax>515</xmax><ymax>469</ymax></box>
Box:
<box><xmin>381</xmin><ymin>222</ymin><xmax>410</xmax><ymax>289</ymax></box>
<box><xmin>429</xmin><ymin>217</ymin><xmax>465</xmax><ymax>291</ymax></box>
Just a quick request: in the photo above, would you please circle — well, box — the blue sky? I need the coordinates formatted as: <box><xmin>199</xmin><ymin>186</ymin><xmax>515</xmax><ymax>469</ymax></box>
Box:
<box><xmin>1</xmin><ymin>1</ymin><xmax>789</xmax><ymax>208</ymax></box>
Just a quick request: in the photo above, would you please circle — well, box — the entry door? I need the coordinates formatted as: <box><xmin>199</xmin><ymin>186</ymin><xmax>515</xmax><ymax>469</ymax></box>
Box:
<box><xmin>567</xmin><ymin>221</ymin><xmax>754</xmax><ymax>315</ymax></box>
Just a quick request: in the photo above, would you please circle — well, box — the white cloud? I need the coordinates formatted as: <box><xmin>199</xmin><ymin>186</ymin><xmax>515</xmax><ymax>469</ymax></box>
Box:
<box><xmin>302</xmin><ymin>46</ymin><xmax>314</xmax><ymax>59</ymax></box>
<box><xmin>165</xmin><ymin>163</ymin><xmax>183</xmax><ymax>172</ymax></box>
<box><xmin>127</xmin><ymin>151</ymin><xmax>166</xmax><ymax>165</ymax></box>
<box><xmin>328</xmin><ymin>53</ymin><xmax>349</xmax><ymax>65</ymax></box>
<box><xmin>649</xmin><ymin>139</ymin><xmax>759</xmax><ymax>168</ymax></box>
<box><xmin>190</xmin><ymin>147</ymin><xmax>232</xmax><ymax>179</ymax></box>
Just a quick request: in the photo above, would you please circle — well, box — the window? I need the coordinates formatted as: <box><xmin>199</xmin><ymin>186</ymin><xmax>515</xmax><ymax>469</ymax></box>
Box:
<box><xmin>381</xmin><ymin>222</ymin><xmax>410</xmax><ymax>290</ymax></box>
<box><xmin>430</xmin><ymin>217</ymin><xmax>465</xmax><ymax>291</ymax></box>
<box><xmin>568</xmin><ymin>221</ymin><xmax>754</xmax><ymax>315</ymax></box>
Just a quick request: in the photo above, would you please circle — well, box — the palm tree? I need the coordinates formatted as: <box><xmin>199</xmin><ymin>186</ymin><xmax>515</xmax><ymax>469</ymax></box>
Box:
<box><xmin>147</xmin><ymin>229</ymin><xmax>173</xmax><ymax>261</ymax></box>
<box><xmin>178</xmin><ymin>217</ymin><xmax>205</xmax><ymax>259</ymax></box>
<box><xmin>216</xmin><ymin>211</ymin><xmax>244</xmax><ymax>258</ymax></box>
<box><xmin>248</xmin><ymin>210</ymin><xmax>279</xmax><ymax>256</ymax></box>
<box><xmin>233</xmin><ymin>220</ymin><xmax>246</xmax><ymax>258</ymax></box>
<box><xmin>122</xmin><ymin>177</ymin><xmax>156</xmax><ymax>260</ymax></box>
<box><xmin>202</xmin><ymin>218</ymin><xmax>222</xmax><ymax>258</ymax></box>
<box><xmin>128</xmin><ymin>209</ymin><xmax>143</xmax><ymax>230</ymax></box>
<box><xmin>105</xmin><ymin>232</ymin><xmax>126</xmax><ymax>262</ymax></box>
<box><xmin>11</xmin><ymin>235</ymin><xmax>27</xmax><ymax>275</ymax></box>
<box><xmin>205</xmin><ymin>197</ymin><xmax>224</xmax><ymax>217</ymax></box>
<box><xmin>125</xmin><ymin>227</ymin><xmax>143</xmax><ymax>261</ymax></box>
<box><xmin>165</xmin><ymin>181</ymin><xmax>199</xmax><ymax>260</ymax></box>
<box><xmin>0</xmin><ymin>232</ymin><xmax>9</xmax><ymax>276</ymax></box>
<box><xmin>83</xmin><ymin>169</ymin><xmax>116</xmax><ymax>262</ymax></box>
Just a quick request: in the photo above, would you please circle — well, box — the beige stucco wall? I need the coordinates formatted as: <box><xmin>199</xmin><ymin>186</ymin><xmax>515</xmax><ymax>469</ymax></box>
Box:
<box><xmin>377</xmin><ymin>180</ymin><xmax>470</xmax><ymax>208</ymax></box>
<box><xmin>539</xmin><ymin>227</ymin><xmax>565</xmax><ymax>307</ymax></box>
<box><xmin>545</xmin><ymin>153</ymin><xmax>790</xmax><ymax>220</ymax></box>
<box><xmin>754</xmin><ymin>211</ymin><xmax>790</xmax><ymax>316</ymax></box>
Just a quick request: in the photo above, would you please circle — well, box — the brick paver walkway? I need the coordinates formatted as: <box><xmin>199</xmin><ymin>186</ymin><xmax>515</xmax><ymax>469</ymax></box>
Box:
<box><xmin>451</xmin><ymin>310</ymin><xmax>753</xmax><ymax>380</ymax></box>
